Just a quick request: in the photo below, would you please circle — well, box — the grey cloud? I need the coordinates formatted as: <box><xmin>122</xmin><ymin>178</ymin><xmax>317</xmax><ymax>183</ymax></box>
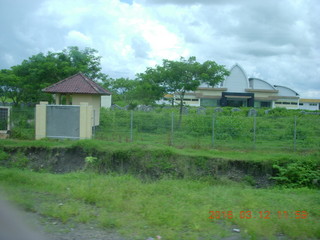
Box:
<box><xmin>0</xmin><ymin>0</ymin><xmax>319</xmax><ymax>98</ymax></box>
<box><xmin>0</xmin><ymin>0</ymin><xmax>68</xmax><ymax>68</ymax></box>
<box><xmin>235</xmin><ymin>42</ymin><xmax>296</xmax><ymax>57</ymax></box>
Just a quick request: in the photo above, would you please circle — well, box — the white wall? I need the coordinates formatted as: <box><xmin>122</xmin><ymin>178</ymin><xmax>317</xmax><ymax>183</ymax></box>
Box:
<box><xmin>299</xmin><ymin>102</ymin><xmax>319</xmax><ymax>110</ymax></box>
<box><xmin>101</xmin><ymin>95</ymin><xmax>112</xmax><ymax>108</ymax></box>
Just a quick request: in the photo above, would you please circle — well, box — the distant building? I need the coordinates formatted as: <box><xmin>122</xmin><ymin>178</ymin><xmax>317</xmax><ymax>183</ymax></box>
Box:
<box><xmin>42</xmin><ymin>73</ymin><xmax>112</xmax><ymax>125</ymax></box>
<box><xmin>299</xmin><ymin>99</ymin><xmax>320</xmax><ymax>110</ymax></box>
<box><xmin>160</xmin><ymin>64</ymin><xmax>318</xmax><ymax>110</ymax></box>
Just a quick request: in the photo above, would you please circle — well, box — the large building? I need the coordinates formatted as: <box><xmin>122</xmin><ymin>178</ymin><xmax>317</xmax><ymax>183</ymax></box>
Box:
<box><xmin>164</xmin><ymin>64</ymin><xmax>319</xmax><ymax>110</ymax></box>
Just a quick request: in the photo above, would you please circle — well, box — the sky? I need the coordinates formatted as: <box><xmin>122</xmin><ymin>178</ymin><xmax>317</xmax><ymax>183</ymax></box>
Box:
<box><xmin>0</xmin><ymin>0</ymin><xmax>319</xmax><ymax>98</ymax></box>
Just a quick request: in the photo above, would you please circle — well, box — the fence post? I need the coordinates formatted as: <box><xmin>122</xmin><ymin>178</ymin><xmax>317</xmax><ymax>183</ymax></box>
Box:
<box><xmin>293</xmin><ymin>116</ymin><xmax>297</xmax><ymax>151</ymax></box>
<box><xmin>211</xmin><ymin>113</ymin><xmax>215</xmax><ymax>148</ymax></box>
<box><xmin>35</xmin><ymin>101</ymin><xmax>48</xmax><ymax>140</ymax></box>
<box><xmin>130</xmin><ymin>110</ymin><xmax>133</xmax><ymax>142</ymax></box>
<box><xmin>253</xmin><ymin>114</ymin><xmax>256</xmax><ymax>149</ymax></box>
<box><xmin>171</xmin><ymin>112</ymin><xmax>174</xmax><ymax>146</ymax></box>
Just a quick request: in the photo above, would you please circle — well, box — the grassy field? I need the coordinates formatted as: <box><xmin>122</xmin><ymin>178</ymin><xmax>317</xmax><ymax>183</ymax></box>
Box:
<box><xmin>0</xmin><ymin>138</ymin><xmax>315</xmax><ymax>161</ymax></box>
<box><xmin>95</xmin><ymin>107</ymin><xmax>320</xmax><ymax>151</ymax></box>
<box><xmin>0</xmin><ymin>167</ymin><xmax>319</xmax><ymax>240</ymax></box>
<box><xmin>6</xmin><ymin>106</ymin><xmax>320</xmax><ymax>151</ymax></box>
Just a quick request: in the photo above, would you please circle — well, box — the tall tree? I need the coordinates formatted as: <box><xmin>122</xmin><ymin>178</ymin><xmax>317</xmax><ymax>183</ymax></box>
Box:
<box><xmin>0</xmin><ymin>69</ymin><xmax>23</xmax><ymax>104</ymax></box>
<box><xmin>135</xmin><ymin>68</ymin><xmax>166</xmax><ymax>105</ymax></box>
<box><xmin>105</xmin><ymin>77</ymin><xmax>138</xmax><ymax>104</ymax></box>
<box><xmin>138</xmin><ymin>56</ymin><xmax>229</xmax><ymax>123</ymax></box>
<box><xmin>4</xmin><ymin>46</ymin><xmax>107</xmax><ymax>104</ymax></box>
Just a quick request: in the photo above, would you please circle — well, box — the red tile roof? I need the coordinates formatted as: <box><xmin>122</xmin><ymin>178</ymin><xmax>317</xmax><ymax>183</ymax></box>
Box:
<box><xmin>42</xmin><ymin>73</ymin><xmax>111</xmax><ymax>95</ymax></box>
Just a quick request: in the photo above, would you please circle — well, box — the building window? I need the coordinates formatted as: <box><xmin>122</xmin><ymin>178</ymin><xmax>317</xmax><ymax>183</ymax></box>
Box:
<box><xmin>275</xmin><ymin>102</ymin><xmax>298</xmax><ymax>105</ymax></box>
<box><xmin>310</xmin><ymin>103</ymin><xmax>317</xmax><ymax>106</ymax></box>
<box><xmin>261</xmin><ymin>102</ymin><xmax>271</xmax><ymax>107</ymax></box>
<box><xmin>200</xmin><ymin>98</ymin><xmax>218</xmax><ymax>107</ymax></box>
<box><xmin>176</xmin><ymin>98</ymin><xmax>198</xmax><ymax>102</ymax></box>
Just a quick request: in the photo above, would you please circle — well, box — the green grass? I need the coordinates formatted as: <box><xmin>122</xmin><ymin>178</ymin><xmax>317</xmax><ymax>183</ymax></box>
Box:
<box><xmin>8</xmin><ymin>106</ymin><xmax>320</xmax><ymax>150</ymax></box>
<box><xmin>94</xmin><ymin>108</ymin><xmax>320</xmax><ymax>151</ymax></box>
<box><xmin>1</xmin><ymin>138</ymin><xmax>319</xmax><ymax>164</ymax></box>
<box><xmin>0</xmin><ymin>167</ymin><xmax>319</xmax><ymax>240</ymax></box>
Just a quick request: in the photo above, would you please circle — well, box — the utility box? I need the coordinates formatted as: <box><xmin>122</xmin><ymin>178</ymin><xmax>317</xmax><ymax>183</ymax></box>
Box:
<box><xmin>35</xmin><ymin>102</ymin><xmax>92</xmax><ymax>140</ymax></box>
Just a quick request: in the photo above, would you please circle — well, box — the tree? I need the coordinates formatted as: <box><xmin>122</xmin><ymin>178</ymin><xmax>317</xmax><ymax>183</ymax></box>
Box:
<box><xmin>0</xmin><ymin>69</ymin><xmax>23</xmax><ymax>104</ymax></box>
<box><xmin>2</xmin><ymin>46</ymin><xmax>108</xmax><ymax>104</ymax></box>
<box><xmin>135</xmin><ymin>68</ymin><xmax>166</xmax><ymax>105</ymax></box>
<box><xmin>108</xmin><ymin>78</ymin><xmax>138</xmax><ymax>104</ymax></box>
<box><xmin>138</xmin><ymin>56</ymin><xmax>229</xmax><ymax>123</ymax></box>
<box><xmin>56</xmin><ymin>46</ymin><xmax>103</xmax><ymax>80</ymax></box>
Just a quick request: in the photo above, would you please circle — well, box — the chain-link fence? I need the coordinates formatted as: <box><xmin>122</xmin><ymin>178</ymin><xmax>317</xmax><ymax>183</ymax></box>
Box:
<box><xmin>95</xmin><ymin>109</ymin><xmax>320</xmax><ymax>151</ymax></box>
<box><xmin>4</xmin><ymin>106</ymin><xmax>320</xmax><ymax>151</ymax></box>
<box><xmin>8</xmin><ymin>107</ymin><xmax>35</xmax><ymax>139</ymax></box>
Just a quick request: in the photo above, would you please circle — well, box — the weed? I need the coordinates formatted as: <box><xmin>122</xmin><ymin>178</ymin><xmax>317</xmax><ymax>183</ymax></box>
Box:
<box><xmin>10</xmin><ymin>151</ymin><xmax>29</xmax><ymax>168</ymax></box>
<box><xmin>272</xmin><ymin>158</ymin><xmax>320</xmax><ymax>188</ymax></box>
<box><xmin>84</xmin><ymin>156</ymin><xmax>99</xmax><ymax>170</ymax></box>
<box><xmin>0</xmin><ymin>168</ymin><xmax>319</xmax><ymax>240</ymax></box>
<box><xmin>0</xmin><ymin>150</ymin><xmax>9</xmax><ymax>161</ymax></box>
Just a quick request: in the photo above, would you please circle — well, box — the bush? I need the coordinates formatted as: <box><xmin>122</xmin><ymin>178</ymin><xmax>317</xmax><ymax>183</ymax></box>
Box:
<box><xmin>272</xmin><ymin>158</ymin><xmax>320</xmax><ymax>188</ymax></box>
<box><xmin>0</xmin><ymin>150</ymin><xmax>9</xmax><ymax>161</ymax></box>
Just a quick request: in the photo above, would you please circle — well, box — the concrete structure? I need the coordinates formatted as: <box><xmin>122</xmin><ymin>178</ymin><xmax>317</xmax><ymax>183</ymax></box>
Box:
<box><xmin>160</xmin><ymin>64</ymin><xmax>306</xmax><ymax>109</ymax></box>
<box><xmin>35</xmin><ymin>101</ymin><xmax>93</xmax><ymax>140</ymax></box>
<box><xmin>101</xmin><ymin>95</ymin><xmax>112</xmax><ymax>108</ymax></box>
<box><xmin>299</xmin><ymin>99</ymin><xmax>320</xmax><ymax>110</ymax></box>
<box><xmin>42</xmin><ymin>73</ymin><xmax>111</xmax><ymax>126</ymax></box>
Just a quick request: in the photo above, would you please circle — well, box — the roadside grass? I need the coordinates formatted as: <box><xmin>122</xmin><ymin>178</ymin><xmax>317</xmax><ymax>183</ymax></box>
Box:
<box><xmin>0</xmin><ymin>167</ymin><xmax>319</xmax><ymax>240</ymax></box>
<box><xmin>2</xmin><ymin>139</ymin><xmax>318</xmax><ymax>164</ymax></box>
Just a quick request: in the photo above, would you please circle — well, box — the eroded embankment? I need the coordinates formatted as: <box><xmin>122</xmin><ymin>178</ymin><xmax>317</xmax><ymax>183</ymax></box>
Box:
<box><xmin>0</xmin><ymin>144</ymin><xmax>275</xmax><ymax>187</ymax></box>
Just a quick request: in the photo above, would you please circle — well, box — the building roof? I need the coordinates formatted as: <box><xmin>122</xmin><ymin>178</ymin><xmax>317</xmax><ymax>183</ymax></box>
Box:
<box><xmin>300</xmin><ymin>98</ymin><xmax>320</xmax><ymax>103</ymax></box>
<box><xmin>274</xmin><ymin>85</ymin><xmax>299</xmax><ymax>97</ymax></box>
<box><xmin>42</xmin><ymin>73</ymin><xmax>111</xmax><ymax>95</ymax></box>
<box><xmin>249</xmin><ymin>77</ymin><xmax>277</xmax><ymax>91</ymax></box>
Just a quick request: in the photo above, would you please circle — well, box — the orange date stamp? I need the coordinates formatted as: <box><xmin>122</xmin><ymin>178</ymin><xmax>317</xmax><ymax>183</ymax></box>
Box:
<box><xmin>209</xmin><ymin>210</ymin><xmax>308</xmax><ymax>220</ymax></box>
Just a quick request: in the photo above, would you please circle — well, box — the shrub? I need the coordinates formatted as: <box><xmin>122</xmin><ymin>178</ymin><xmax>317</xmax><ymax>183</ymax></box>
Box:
<box><xmin>272</xmin><ymin>158</ymin><xmax>320</xmax><ymax>188</ymax></box>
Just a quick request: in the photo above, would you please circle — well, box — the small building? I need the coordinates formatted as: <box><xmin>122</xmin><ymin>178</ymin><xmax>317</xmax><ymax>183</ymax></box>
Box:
<box><xmin>42</xmin><ymin>73</ymin><xmax>112</xmax><ymax>126</ymax></box>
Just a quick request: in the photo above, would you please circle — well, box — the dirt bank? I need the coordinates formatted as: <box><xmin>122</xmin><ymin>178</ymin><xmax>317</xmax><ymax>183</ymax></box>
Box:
<box><xmin>1</xmin><ymin>145</ymin><xmax>275</xmax><ymax>187</ymax></box>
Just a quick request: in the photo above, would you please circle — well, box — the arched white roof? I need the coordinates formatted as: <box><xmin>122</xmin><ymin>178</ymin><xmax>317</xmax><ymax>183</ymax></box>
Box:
<box><xmin>222</xmin><ymin>64</ymin><xmax>249</xmax><ymax>92</ymax></box>
<box><xmin>249</xmin><ymin>78</ymin><xmax>277</xmax><ymax>90</ymax></box>
<box><xmin>274</xmin><ymin>85</ymin><xmax>299</xmax><ymax>97</ymax></box>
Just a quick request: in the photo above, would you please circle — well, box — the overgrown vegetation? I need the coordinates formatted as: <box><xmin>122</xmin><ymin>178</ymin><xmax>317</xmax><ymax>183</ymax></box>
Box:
<box><xmin>9</xmin><ymin>106</ymin><xmax>35</xmax><ymax>139</ymax></box>
<box><xmin>0</xmin><ymin>168</ymin><xmax>319</xmax><ymax>240</ymax></box>
<box><xmin>0</xmin><ymin>139</ymin><xmax>319</xmax><ymax>189</ymax></box>
<box><xmin>0</xmin><ymin>137</ymin><xmax>319</xmax><ymax>239</ymax></box>
<box><xmin>272</xmin><ymin>158</ymin><xmax>320</xmax><ymax>188</ymax></box>
<box><xmin>95</xmin><ymin>107</ymin><xmax>320</xmax><ymax>150</ymax></box>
